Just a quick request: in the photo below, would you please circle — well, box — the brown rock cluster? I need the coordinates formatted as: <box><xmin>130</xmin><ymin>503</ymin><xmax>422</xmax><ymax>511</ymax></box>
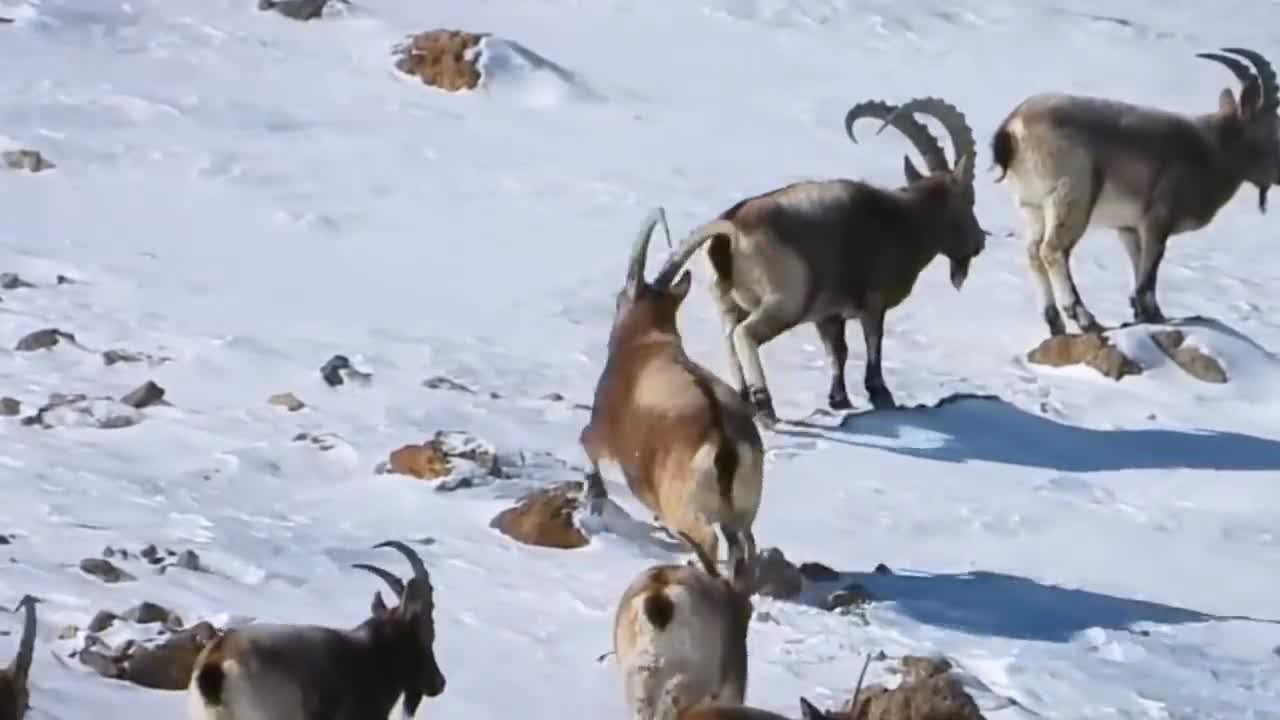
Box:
<box><xmin>489</xmin><ymin>482</ymin><xmax>590</xmax><ymax>550</ymax></box>
<box><xmin>1026</xmin><ymin>332</ymin><xmax>1141</xmax><ymax>380</ymax></box>
<box><xmin>394</xmin><ymin>30</ymin><xmax>487</xmax><ymax>92</ymax></box>
<box><xmin>825</xmin><ymin>655</ymin><xmax>986</xmax><ymax>720</ymax></box>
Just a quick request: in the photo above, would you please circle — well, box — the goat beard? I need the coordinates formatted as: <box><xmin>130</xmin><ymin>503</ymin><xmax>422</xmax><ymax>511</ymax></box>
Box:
<box><xmin>949</xmin><ymin>257</ymin><xmax>970</xmax><ymax>291</ymax></box>
<box><xmin>1259</xmin><ymin>184</ymin><xmax>1270</xmax><ymax>213</ymax></box>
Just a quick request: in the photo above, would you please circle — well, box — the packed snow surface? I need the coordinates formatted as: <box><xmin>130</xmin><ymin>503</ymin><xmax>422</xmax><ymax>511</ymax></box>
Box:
<box><xmin>2</xmin><ymin>0</ymin><xmax>1280</xmax><ymax>718</ymax></box>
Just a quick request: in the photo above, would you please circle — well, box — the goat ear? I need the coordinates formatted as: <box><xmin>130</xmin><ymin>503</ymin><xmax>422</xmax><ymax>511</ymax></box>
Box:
<box><xmin>1220</xmin><ymin>88</ymin><xmax>1240</xmax><ymax>115</ymax></box>
<box><xmin>370</xmin><ymin>591</ymin><xmax>388</xmax><ymax>616</ymax></box>
<box><xmin>902</xmin><ymin>155</ymin><xmax>924</xmax><ymax>183</ymax></box>
<box><xmin>952</xmin><ymin>153</ymin><xmax>972</xmax><ymax>184</ymax></box>
<box><xmin>1239</xmin><ymin>80</ymin><xmax>1263</xmax><ymax>118</ymax></box>
<box><xmin>799</xmin><ymin>697</ymin><xmax>825</xmax><ymax>720</ymax></box>
<box><xmin>668</xmin><ymin>270</ymin><xmax>691</xmax><ymax>301</ymax></box>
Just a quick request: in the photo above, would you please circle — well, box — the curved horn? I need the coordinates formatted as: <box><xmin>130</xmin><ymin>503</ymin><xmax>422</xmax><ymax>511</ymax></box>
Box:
<box><xmin>626</xmin><ymin>207</ymin><xmax>666</xmax><ymax>290</ymax></box>
<box><xmin>1197</xmin><ymin>51</ymin><xmax>1259</xmax><ymax>93</ymax></box>
<box><xmin>674</xmin><ymin>530</ymin><xmax>722</xmax><ymax>579</ymax></box>
<box><xmin>846</xmin><ymin>99</ymin><xmax>948</xmax><ymax>173</ymax></box>
<box><xmin>351</xmin><ymin>563</ymin><xmax>406</xmax><ymax>598</ymax></box>
<box><xmin>1222</xmin><ymin>47</ymin><xmax>1278</xmax><ymax>112</ymax></box>
<box><xmin>880</xmin><ymin>97</ymin><xmax>977</xmax><ymax>186</ymax></box>
<box><xmin>651</xmin><ymin>218</ymin><xmax>737</xmax><ymax>290</ymax></box>
<box><xmin>374</xmin><ymin>540</ymin><xmax>430</xmax><ymax>586</ymax></box>
<box><xmin>10</xmin><ymin>594</ymin><xmax>37</xmax><ymax>681</ymax></box>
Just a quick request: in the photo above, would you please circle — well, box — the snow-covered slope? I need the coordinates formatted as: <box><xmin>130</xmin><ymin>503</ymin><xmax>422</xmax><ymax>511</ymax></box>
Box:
<box><xmin>2</xmin><ymin>0</ymin><xmax>1279</xmax><ymax>718</ymax></box>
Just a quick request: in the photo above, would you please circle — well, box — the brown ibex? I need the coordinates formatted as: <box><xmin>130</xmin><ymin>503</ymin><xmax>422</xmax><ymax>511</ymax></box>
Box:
<box><xmin>991</xmin><ymin>47</ymin><xmax>1280</xmax><ymax>335</ymax></box>
<box><xmin>580</xmin><ymin>207</ymin><xmax>765</xmax><ymax>584</ymax></box>
<box><xmin>646</xmin><ymin>96</ymin><xmax>986</xmax><ymax>424</ymax></box>
<box><xmin>187</xmin><ymin>540</ymin><xmax>445</xmax><ymax>720</ymax></box>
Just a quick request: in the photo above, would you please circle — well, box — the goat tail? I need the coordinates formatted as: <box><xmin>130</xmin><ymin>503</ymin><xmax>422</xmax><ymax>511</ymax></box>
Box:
<box><xmin>990</xmin><ymin>123</ymin><xmax>1016</xmax><ymax>182</ymax></box>
<box><xmin>195</xmin><ymin>661</ymin><xmax>227</xmax><ymax>706</ymax></box>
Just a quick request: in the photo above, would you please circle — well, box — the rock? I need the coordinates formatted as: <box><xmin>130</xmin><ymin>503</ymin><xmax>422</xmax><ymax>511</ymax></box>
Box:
<box><xmin>79</xmin><ymin>558</ymin><xmax>136</xmax><ymax>584</ymax></box>
<box><xmin>175</xmin><ymin>550</ymin><xmax>201</xmax><ymax>572</ymax></box>
<box><xmin>122</xmin><ymin>621</ymin><xmax>219</xmax><ymax>690</ymax></box>
<box><xmin>56</xmin><ymin>274</ymin><xmax>75</xmax><ymax>285</ymax></box>
<box><xmin>58</xmin><ymin>624</ymin><xmax>80</xmax><ymax>640</ymax></box>
<box><xmin>14</xmin><ymin>327</ymin><xmax>75</xmax><ymax>351</ymax></box>
<box><xmin>102</xmin><ymin>349</ymin><xmax>171</xmax><ymax>367</ymax></box>
<box><xmin>2</xmin><ymin>149</ymin><xmax>55</xmax><ymax>173</ymax></box>
<box><xmin>293</xmin><ymin>431</ymin><xmax>341</xmax><ymax>452</ymax></box>
<box><xmin>798</xmin><ymin>561</ymin><xmax>840</xmax><ymax>582</ymax></box>
<box><xmin>823</xmin><ymin>584</ymin><xmax>874</xmax><ymax>612</ymax></box>
<box><xmin>0</xmin><ymin>16</ymin><xmax>13</xmax><ymax>24</ymax></box>
<box><xmin>0</xmin><ymin>534</ymin><xmax>11</xmax><ymax>545</ymax></box>
<box><xmin>750</xmin><ymin>547</ymin><xmax>804</xmax><ymax>600</ymax></box>
<box><xmin>0</xmin><ymin>397</ymin><xmax>19</xmax><ymax>417</ymax></box>
<box><xmin>388</xmin><ymin>442</ymin><xmax>452</xmax><ymax>480</ymax></box>
<box><xmin>394</xmin><ymin>30</ymin><xmax>486</xmax><ymax>92</ymax></box>
<box><xmin>1027</xmin><ymin>333</ymin><xmax>1142</xmax><ymax>380</ymax></box>
<box><xmin>489</xmin><ymin>482</ymin><xmax>589</xmax><ymax>549</ymax></box>
<box><xmin>422</xmin><ymin>376</ymin><xmax>475</xmax><ymax>393</ymax></box>
<box><xmin>1151</xmin><ymin>329</ymin><xmax>1228</xmax><ymax>383</ymax></box>
<box><xmin>843</xmin><ymin>655</ymin><xmax>985</xmax><ymax>720</ymax></box>
<box><xmin>88</xmin><ymin>610</ymin><xmax>120</xmax><ymax>633</ymax></box>
<box><xmin>122</xmin><ymin>602</ymin><xmax>173</xmax><ymax>625</ymax></box>
<box><xmin>384</xmin><ymin>430</ymin><xmax>502</xmax><ymax>487</ymax></box>
<box><xmin>541</xmin><ymin>392</ymin><xmax>566</xmax><ymax>402</ymax></box>
<box><xmin>79</xmin><ymin>648</ymin><xmax>123</xmax><ymax>678</ymax></box>
<box><xmin>0</xmin><ymin>273</ymin><xmax>35</xmax><ymax>290</ymax></box>
<box><xmin>873</xmin><ymin>563</ymin><xmax>893</xmax><ymax>575</ymax></box>
<box><xmin>140</xmin><ymin>544</ymin><xmax>161</xmax><ymax>563</ymax></box>
<box><xmin>320</xmin><ymin>354</ymin><xmax>371</xmax><ymax>387</ymax></box>
<box><xmin>120</xmin><ymin>380</ymin><xmax>166</xmax><ymax>409</ymax></box>
<box><xmin>268</xmin><ymin>392</ymin><xmax>306</xmax><ymax>411</ymax></box>
<box><xmin>258</xmin><ymin>0</ymin><xmax>347</xmax><ymax>20</ymax></box>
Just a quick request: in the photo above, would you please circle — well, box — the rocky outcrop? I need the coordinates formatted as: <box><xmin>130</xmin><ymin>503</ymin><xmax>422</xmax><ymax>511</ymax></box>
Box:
<box><xmin>2</xmin><ymin>149</ymin><xmax>54</xmax><ymax>173</ymax></box>
<box><xmin>394</xmin><ymin>30</ymin><xmax>486</xmax><ymax>92</ymax></box>
<box><xmin>489</xmin><ymin>482</ymin><xmax>589</xmax><ymax>549</ymax></box>
<box><xmin>840</xmin><ymin>654</ymin><xmax>986</xmax><ymax>720</ymax></box>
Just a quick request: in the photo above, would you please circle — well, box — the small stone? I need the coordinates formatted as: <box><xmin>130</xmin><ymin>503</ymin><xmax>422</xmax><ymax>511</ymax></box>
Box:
<box><xmin>0</xmin><ymin>273</ymin><xmax>35</xmax><ymax>290</ymax></box>
<box><xmin>121</xmin><ymin>621</ymin><xmax>219</xmax><ymax>690</ymax></box>
<box><xmin>1027</xmin><ymin>333</ymin><xmax>1142</xmax><ymax>381</ymax></box>
<box><xmin>541</xmin><ymin>391</ymin><xmax>566</xmax><ymax>402</ymax></box>
<box><xmin>79</xmin><ymin>558</ymin><xmax>136</xmax><ymax>583</ymax></box>
<box><xmin>1150</xmin><ymin>330</ymin><xmax>1228</xmax><ymax>383</ymax></box>
<box><xmin>120</xmin><ymin>380</ymin><xmax>166</xmax><ymax>409</ymax></box>
<box><xmin>102</xmin><ymin>349</ymin><xmax>146</xmax><ymax>366</ymax></box>
<box><xmin>175</xmin><ymin>550</ymin><xmax>201</xmax><ymax>571</ymax></box>
<box><xmin>489</xmin><ymin>483</ymin><xmax>589</xmax><ymax>549</ymax></box>
<box><xmin>268</xmin><ymin>392</ymin><xmax>306</xmax><ymax>411</ymax></box>
<box><xmin>58</xmin><ymin>624</ymin><xmax>80</xmax><ymax>640</ymax></box>
<box><xmin>79</xmin><ymin>648</ymin><xmax>123</xmax><ymax>678</ymax></box>
<box><xmin>422</xmin><ymin>376</ymin><xmax>474</xmax><ymax>393</ymax></box>
<box><xmin>88</xmin><ymin>610</ymin><xmax>120</xmax><ymax>633</ymax></box>
<box><xmin>14</xmin><ymin>328</ymin><xmax>74</xmax><ymax>351</ymax></box>
<box><xmin>2</xmin><ymin>149</ymin><xmax>55</xmax><ymax>173</ymax></box>
<box><xmin>122</xmin><ymin>602</ymin><xmax>173</xmax><ymax>625</ymax></box>
<box><xmin>56</xmin><ymin>274</ymin><xmax>75</xmax><ymax>285</ymax></box>
<box><xmin>140</xmin><ymin>544</ymin><xmax>161</xmax><ymax>562</ymax></box>
<box><xmin>320</xmin><ymin>354</ymin><xmax>351</xmax><ymax>386</ymax></box>
<box><xmin>0</xmin><ymin>397</ymin><xmax>19</xmax><ymax>417</ymax></box>
<box><xmin>387</xmin><ymin>443</ymin><xmax>452</xmax><ymax>480</ymax></box>
<box><xmin>258</xmin><ymin>0</ymin><xmax>345</xmax><ymax>21</ymax></box>
<box><xmin>798</xmin><ymin>561</ymin><xmax>840</xmax><ymax>582</ymax></box>
<box><xmin>0</xmin><ymin>535</ymin><xmax>10</xmax><ymax>545</ymax></box>
<box><xmin>873</xmin><ymin>563</ymin><xmax>893</xmax><ymax>575</ymax></box>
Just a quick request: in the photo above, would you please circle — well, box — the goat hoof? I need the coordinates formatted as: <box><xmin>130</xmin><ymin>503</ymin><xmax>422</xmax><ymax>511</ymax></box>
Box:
<box><xmin>827</xmin><ymin>393</ymin><xmax>853</xmax><ymax>411</ymax></box>
<box><xmin>868</xmin><ymin>389</ymin><xmax>896</xmax><ymax>410</ymax></box>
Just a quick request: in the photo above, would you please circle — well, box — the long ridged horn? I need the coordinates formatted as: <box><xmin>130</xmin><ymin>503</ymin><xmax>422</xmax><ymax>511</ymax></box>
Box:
<box><xmin>374</xmin><ymin>540</ymin><xmax>430</xmax><ymax>584</ymax></box>
<box><xmin>9</xmin><ymin>594</ymin><xmax>37</xmax><ymax>681</ymax></box>
<box><xmin>878</xmin><ymin>97</ymin><xmax>977</xmax><ymax>186</ymax></box>
<box><xmin>1197</xmin><ymin>51</ymin><xmax>1260</xmax><ymax>103</ymax></box>
<box><xmin>351</xmin><ymin>563</ymin><xmax>406</xmax><ymax>598</ymax></box>
<box><xmin>1222</xmin><ymin>47</ymin><xmax>1278</xmax><ymax>112</ymax></box>
<box><xmin>846</xmin><ymin>99</ymin><xmax>948</xmax><ymax>174</ymax></box>
<box><xmin>626</xmin><ymin>207</ymin><xmax>666</xmax><ymax>290</ymax></box>
<box><xmin>651</xmin><ymin>218</ymin><xmax>737</xmax><ymax>290</ymax></box>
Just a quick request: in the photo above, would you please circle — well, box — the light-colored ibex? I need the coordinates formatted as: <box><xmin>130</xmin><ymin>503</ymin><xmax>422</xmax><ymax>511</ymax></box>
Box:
<box><xmin>580</xmin><ymin>207</ymin><xmax>765</xmax><ymax>584</ymax></box>
<box><xmin>0</xmin><ymin>596</ymin><xmax>37</xmax><ymax>720</ymax></box>
<box><xmin>991</xmin><ymin>47</ymin><xmax>1280</xmax><ymax>336</ymax></box>
<box><xmin>187</xmin><ymin>540</ymin><xmax>445</xmax><ymax>720</ymax></box>
<box><xmin>614</xmin><ymin>532</ymin><xmax>754</xmax><ymax>720</ymax></box>
<box><xmin>647</xmin><ymin>96</ymin><xmax>986</xmax><ymax>425</ymax></box>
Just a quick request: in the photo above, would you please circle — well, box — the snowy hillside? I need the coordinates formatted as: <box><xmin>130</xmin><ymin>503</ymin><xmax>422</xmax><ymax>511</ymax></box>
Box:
<box><xmin>2</xmin><ymin>0</ymin><xmax>1280</xmax><ymax>717</ymax></box>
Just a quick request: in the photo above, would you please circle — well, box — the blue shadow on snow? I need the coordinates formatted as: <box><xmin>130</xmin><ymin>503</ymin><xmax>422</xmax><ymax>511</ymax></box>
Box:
<box><xmin>783</xmin><ymin>393</ymin><xmax>1280</xmax><ymax>472</ymax></box>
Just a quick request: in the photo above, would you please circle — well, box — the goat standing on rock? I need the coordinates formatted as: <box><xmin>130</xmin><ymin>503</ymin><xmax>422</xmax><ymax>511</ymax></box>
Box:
<box><xmin>648</xmin><ymin>96</ymin><xmax>986</xmax><ymax>424</ymax></box>
<box><xmin>991</xmin><ymin>47</ymin><xmax>1280</xmax><ymax>336</ymax></box>
<box><xmin>580</xmin><ymin>208</ymin><xmax>765</xmax><ymax>585</ymax></box>
<box><xmin>187</xmin><ymin>540</ymin><xmax>446</xmax><ymax>720</ymax></box>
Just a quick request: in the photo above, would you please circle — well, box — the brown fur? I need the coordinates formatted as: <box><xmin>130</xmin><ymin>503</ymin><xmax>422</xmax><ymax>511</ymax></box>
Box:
<box><xmin>991</xmin><ymin>48</ymin><xmax>1280</xmax><ymax>335</ymax></box>
<box><xmin>581</xmin><ymin>208</ymin><xmax>764</xmax><ymax>585</ymax></box>
<box><xmin>0</xmin><ymin>596</ymin><xmax>36</xmax><ymax>720</ymax></box>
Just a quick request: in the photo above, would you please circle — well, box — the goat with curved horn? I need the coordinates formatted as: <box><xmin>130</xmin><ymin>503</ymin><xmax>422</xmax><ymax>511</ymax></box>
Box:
<box><xmin>991</xmin><ymin>48</ymin><xmax>1280</xmax><ymax>337</ymax></box>
<box><xmin>188</xmin><ymin>540</ymin><xmax>446</xmax><ymax>720</ymax></box>
<box><xmin>845</xmin><ymin>99</ymin><xmax>948</xmax><ymax>180</ymax></box>
<box><xmin>580</xmin><ymin>207</ymin><xmax>766</xmax><ymax>589</ymax></box>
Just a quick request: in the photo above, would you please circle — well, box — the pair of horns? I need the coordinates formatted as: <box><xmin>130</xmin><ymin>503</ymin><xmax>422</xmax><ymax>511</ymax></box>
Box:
<box><xmin>845</xmin><ymin>96</ymin><xmax>977</xmax><ymax>186</ymax></box>
<box><xmin>351</xmin><ymin>540</ymin><xmax>431</xmax><ymax>606</ymax></box>
<box><xmin>1198</xmin><ymin>47</ymin><xmax>1278</xmax><ymax>113</ymax></box>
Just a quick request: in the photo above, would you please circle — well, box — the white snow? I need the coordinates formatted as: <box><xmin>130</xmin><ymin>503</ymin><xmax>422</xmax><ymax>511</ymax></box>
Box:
<box><xmin>2</xmin><ymin>0</ymin><xmax>1279</xmax><ymax>718</ymax></box>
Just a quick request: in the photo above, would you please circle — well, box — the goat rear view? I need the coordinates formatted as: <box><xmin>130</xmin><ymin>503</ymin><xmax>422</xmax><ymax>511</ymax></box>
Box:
<box><xmin>579</xmin><ymin>207</ymin><xmax>765</xmax><ymax>585</ymax></box>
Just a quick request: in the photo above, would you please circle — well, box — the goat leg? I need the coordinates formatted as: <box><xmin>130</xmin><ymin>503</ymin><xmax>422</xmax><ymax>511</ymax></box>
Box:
<box><xmin>860</xmin><ymin>307</ymin><xmax>896</xmax><ymax>410</ymax></box>
<box><xmin>815</xmin><ymin>315</ymin><xmax>853</xmax><ymax>410</ymax></box>
<box><xmin>584</xmin><ymin>464</ymin><xmax>608</xmax><ymax>516</ymax></box>
<box><xmin>1130</xmin><ymin>224</ymin><xmax>1170</xmax><ymax>324</ymax></box>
